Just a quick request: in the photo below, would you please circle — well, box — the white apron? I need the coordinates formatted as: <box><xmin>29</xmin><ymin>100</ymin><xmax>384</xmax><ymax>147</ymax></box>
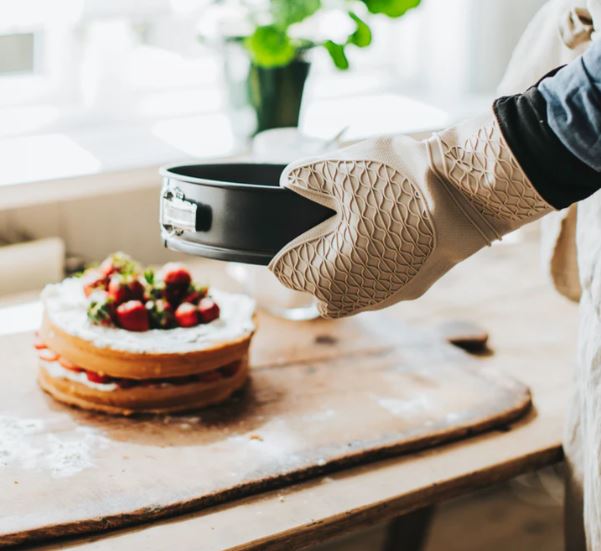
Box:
<box><xmin>498</xmin><ymin>1</ymin><xmax>601</xmax><ymax>548</ymax></box>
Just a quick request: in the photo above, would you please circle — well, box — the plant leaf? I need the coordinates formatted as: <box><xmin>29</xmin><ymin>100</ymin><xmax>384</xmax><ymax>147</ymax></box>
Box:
<box><xmin>323</xmin><ymin>40</ymin><xmax>349</xmax><ymax>70</ymax></box>
<box><xmin>361</xmin><ymin>0</ymin><xmax>420</xmax><ymax>18</ymax></box>
<box><xmin>245</xmin><ymin>25</ymin><xmax>297</xmax><ymax>68</ymax></box>
<box><xmin>347</xmin><ymin>12</ymin><xmax>372</xmax><ymax>47</ymax></box>
<box><xmin>272</xmin><ymin>0</ymin><xmax>321</xmax><ymax>26</ymax></box>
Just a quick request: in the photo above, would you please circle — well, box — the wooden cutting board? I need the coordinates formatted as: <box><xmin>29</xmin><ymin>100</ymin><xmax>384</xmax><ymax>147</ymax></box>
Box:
<box><xmin>0</xmin><ymin>311</ymin><xmax>530</xmax><ymax>547</ymax></box>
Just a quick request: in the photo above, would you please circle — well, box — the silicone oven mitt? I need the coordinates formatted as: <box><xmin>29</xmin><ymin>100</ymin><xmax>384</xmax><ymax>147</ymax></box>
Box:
<box><xmin>269</xmin><ymin>112</ymin><xmax>553</xmax><ymax>318</ymax></box>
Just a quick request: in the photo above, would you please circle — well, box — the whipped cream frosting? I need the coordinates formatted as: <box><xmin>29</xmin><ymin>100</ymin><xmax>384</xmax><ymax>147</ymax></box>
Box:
<box><xmin>42</xmin><ymin>278</ymin><xmax>256</xmax><ymax>354</ymax></box>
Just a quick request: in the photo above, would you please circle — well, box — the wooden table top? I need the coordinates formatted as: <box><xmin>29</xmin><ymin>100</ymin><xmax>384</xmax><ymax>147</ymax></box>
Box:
<box><xmin>14</xmin><ymin>229</ymin><xmax>578</xmax><ymax>551</ymax></box>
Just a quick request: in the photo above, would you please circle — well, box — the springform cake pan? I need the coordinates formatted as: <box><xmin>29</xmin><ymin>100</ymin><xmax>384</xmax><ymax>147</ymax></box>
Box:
<box><xmin>160</xmin><ymin>163</ymin><xmax>334</xmax><ymax>265</ymax></box>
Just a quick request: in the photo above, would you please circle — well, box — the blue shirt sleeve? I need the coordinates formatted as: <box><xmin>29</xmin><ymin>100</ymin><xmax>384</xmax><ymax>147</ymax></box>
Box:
<box><xmin>538</xmin><ymin>39</ymin><xmax>601</xmax><ymax>172</ymax></box>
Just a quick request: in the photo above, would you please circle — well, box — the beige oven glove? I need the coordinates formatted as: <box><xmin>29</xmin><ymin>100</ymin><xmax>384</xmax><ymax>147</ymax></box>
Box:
<box><xmin>268</xmin><ymin>112</ymin><xmax>554</xmax><ymax>318</ymax></box>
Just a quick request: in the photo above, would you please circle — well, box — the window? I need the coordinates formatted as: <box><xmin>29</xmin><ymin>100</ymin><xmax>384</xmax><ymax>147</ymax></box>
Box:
<box><xmin>0</xmin><ymin>0</ymin><xmax>546</xmax><ymax>177</ymax></box>
<box><xmin>0</xmin><ymin>33</ymin><xmax>37</xmax><ymax>74</ymax></box>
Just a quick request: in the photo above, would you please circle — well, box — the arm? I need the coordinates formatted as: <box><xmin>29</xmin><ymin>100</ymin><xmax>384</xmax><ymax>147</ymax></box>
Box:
<box><xmin>268</xmin><ymin>51</ymin><xmax>601</xmax><ymax>318</ymax></box>
<box><xmin>538</xmin><ymin>38</ymin><xmax>601</xmax><ymax>174</ymax></box>
<box><xmin>496</xmin><ymin>39</ymin><xmax>601</xmax><ymax>210</ymax></box>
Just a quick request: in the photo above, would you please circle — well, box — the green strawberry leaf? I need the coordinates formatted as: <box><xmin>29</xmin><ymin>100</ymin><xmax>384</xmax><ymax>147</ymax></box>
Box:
<box><xmin>347</xmin><ymin>12</ymin><xmax>372</xmax><ymax>47</ymax></box>
<box><xmin>144</xmin><ymin>268</ymin><xmax>155</xmax><ymax>285</ymax></box>
<box><xmin>324</xmin><ymin>40</ymin><xmax>349</xmax><ymax>70</ymax></box>
<box><xmin>87</xmin><ymin>296</ymin><xmax>114</xmax><ymax>326</ymax></box>
<box><xmin>361</xmin><ymin>0</ymin><xmax>420</xmax><ymax>17</ymax></box>
<box><xmin>245</xmin><ymin>25</ymin><xmax>297</xmax><ymax>68</ymax></box>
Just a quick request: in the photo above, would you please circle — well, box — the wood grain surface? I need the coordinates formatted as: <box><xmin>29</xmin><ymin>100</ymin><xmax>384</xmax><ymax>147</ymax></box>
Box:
<box><xmin>0</xmin><ymin>312</ymin><xmax>531</xmax><ymax>547</ymax></box>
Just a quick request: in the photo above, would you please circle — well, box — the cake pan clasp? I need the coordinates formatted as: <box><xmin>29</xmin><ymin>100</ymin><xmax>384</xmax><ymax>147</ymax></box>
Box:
<box><xmin>161</xmin><ymin>186</ymin><xmax>199</xmax><ymax>235</ymax></box>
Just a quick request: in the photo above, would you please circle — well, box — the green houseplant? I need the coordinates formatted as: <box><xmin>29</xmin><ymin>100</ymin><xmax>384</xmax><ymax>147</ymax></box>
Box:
<box><xmin>219</xmin><ymin>0</ymin><xmax>421</xmax><ymax>136</ymax></box>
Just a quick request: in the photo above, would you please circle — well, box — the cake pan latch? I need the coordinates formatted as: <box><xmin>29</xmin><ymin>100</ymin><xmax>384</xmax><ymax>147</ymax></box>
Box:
<box><xmin>161</xmin><ymin>185</ymin><xmax>198</xmax><ymax>235</ymax></box>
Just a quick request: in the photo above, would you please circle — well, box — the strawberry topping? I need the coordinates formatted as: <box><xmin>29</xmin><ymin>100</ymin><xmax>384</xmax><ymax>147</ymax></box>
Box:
<box><xmin>182</xmin><ymin>284</ymin><xmax>208</xmax><ymax>305</ymax></box>
<box><xmin>198</xmin><ymin>298</ymin><xmax>220</xmax><ymax>324</ymax></box>
<box><xmin>82</xmin><ymin>269</ymin><xmax>108</xmax><ymax>297</ymax></box>
<box><xmin>108</xmin><ymin>274</ymin><xmax>145</xmax><ymax>305</ymax></box>
<box><xmin>115</xmin><ymin>300</ymin><xmax>150</xmax><ymax>332</ymax></box>
<box><xmin>82</xmin><ymin>254</ymin><xmax>220</xmax><ymax>333</ymax></box>
<box><xmin>162</xmin><ymin>263</ymin><xmax>192</xmax><ymax>289</ymax></box>
<box><xmin>100</xmin><ymin>252</ymin><xmax>138</xmax><ymax>277</ymax></box>
<box><xmin>175</xmin><ymin>302</ymin><xmax>199</xmax><ymax>328</ymax></box>
<box><xmin>87</xmin><ymin>291</ymin><xmax>115</xmax><ymax>327</ymax></box>
<box><xmin>146</xmin><ymin>298</ymin><xmax>175</xmax><ymax>329</ymax></box>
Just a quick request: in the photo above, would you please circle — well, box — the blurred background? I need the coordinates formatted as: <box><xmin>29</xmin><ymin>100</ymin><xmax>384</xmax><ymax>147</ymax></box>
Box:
<box><xmin>0</xmin><ymin>0</ymin><xmax>547</xmax><ymax>291</ymax></box>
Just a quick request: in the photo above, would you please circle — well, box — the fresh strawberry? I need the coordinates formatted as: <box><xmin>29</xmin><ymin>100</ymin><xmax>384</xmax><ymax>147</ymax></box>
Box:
<box><xmin>82</xmin><ymin>269</ymin><xmax>108</xmax><ymax>297</ymax></box>
<box><xmin>108</xmin><ymin>274</ymin><xmax>145</xmax><ymax>305</ymax></box>
<box><xmin>160</xmin><ymin>263</ymin><xmax>192</xmax><ymax>307</ymax></box>
<box><xmin>198</xmin><ymin>297</ymin><xmax>220</xmax><ymax>324</ymax></box>
<box><xmin>162</xmin><ymin>263</ymin><xmax>192</xmax><ymax>289</ymax></box>
<box><xmin>87</xmin><ymin>291</ymin><xmax>115</xmax><ymax>327</ymax></box>
<box><xmin>107</xmin><ymin>275</ymin><xmax>129</xmax><ymax>304</ymax></box>
<box><xmin>183</xmin><ymin>284</ymin><xmax>208</xmax><ymax>305</ymax></box>
<box><xmin>174</xmin><ymin>302</ymin><xmax>199</xmax><ymax>327</ymax></box>
<box><xmin>146</xmin><ymin>299</ymin><xmax>175</xmax><ymax>329</ymax></box>
<box><xmin>128</xmin><ymin>278</ymin><xmax>145</xmax><ymax>300</ymax></box>
<box><xmin>115</xmin><ymin>300</ymin><xmax>149</xmax><ymax>332</ymax></box>
<box><xmin>86</xmin><ymin>371</ymin><xmax>113</xmax><ymax>384</ymax></box>
<box><xmin>164</xmin><ymin>285</ymin><xmax>186</xmax><ymax>308</ymax></box>
<box><xmin>100</xmin><ymin>252</ymin><xmax>138</xmax><ymax>277</ymax></box>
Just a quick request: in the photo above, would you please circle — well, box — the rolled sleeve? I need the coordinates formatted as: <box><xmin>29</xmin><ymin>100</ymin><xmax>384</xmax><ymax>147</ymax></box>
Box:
<box><xmin>539</xmin><ymin>39</ymin><xmax>601</xmax><ymax>172</ymax></box>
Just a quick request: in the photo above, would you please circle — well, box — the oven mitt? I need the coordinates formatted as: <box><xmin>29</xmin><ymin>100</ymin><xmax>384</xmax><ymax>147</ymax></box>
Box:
<box><xmin>268</xmin><ymin>112</ymin><xmax>553</xmax><ymax>318</ymax></box>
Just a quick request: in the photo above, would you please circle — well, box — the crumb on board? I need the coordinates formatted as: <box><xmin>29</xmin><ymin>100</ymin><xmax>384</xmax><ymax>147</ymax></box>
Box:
<box><xmin>249</xmin><ymin>433</ymin><xmax>263</xmax><ymax>441</ymax></box>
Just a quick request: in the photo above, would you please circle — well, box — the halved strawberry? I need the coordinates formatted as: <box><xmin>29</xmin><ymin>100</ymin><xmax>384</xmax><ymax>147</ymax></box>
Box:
<box><xmin>82</xmin><ymin>269</ymin><xmax>108</xmax><ymax>297</ymax></box>
<box><xmin>175</xmin><ymin>302</ymin><xmax>199</xmax><ymax>328</ymax></box>
<box><xmin>198</xmin><ymin>298</ymin><xmax>220</xmax><ymax>324</ymax></box>
<box><xmin>107</xmin><ymin>275</ymin><xmax>129</xmax><ymax>304</ymax></box>
<box><xmin>108</xmin><ymin>274</ymin><xmax>145</xmax><ymax>305</ymax></box>
<box><xmin>183</xmin><ymin>284</ymin><xmax>208</xmax><ymax>305</ymax></box>
<box><xmin>100</xmin><ymin>256</ymin><xmax>120</xmax><ymax>277</ymax></box>
<box><xmin>115</xmin><ymin>300</ymin><xmax>149</xmax><ymax>332</ymax></box>
<box><xmin>86</xmin><ymin>371</ymin><xmax>113</xmax><ymax>384</ymax></box>
<box><xmin>100</xmin><ymin>252</ymin><xmax>138</xmax><ymax>277</ymax></box>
